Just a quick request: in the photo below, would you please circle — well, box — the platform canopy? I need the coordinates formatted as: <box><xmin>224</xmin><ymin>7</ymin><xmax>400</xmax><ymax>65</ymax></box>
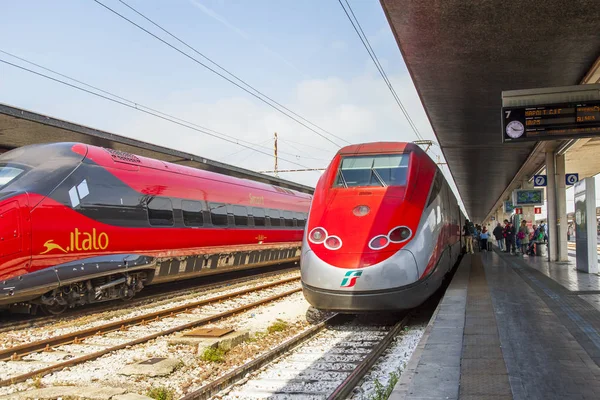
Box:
<box><xmin>0</xmin><ymin>103</ymin><xmax>313</xmax><ymax>194</ymax></box>
<box><xmin>381</xmin><ymin>0</ymin><xmax>600</xmax><ymax>221</ymax></box>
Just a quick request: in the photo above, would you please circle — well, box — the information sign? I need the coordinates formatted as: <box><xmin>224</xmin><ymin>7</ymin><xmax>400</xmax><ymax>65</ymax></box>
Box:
<box><xmin>512</xmin><ymin>189</ymin><xmax>544</xmax><ymax>206</ymax></box>
<box><xmin>566</xmin><ymin>173</ymin><xmax>579</xmax><ymax>186</ymax></box>
<box><xmin>533</xmin><ymin>175</ymin><xmax>547</xmax><ymax>187</ymax></box>
<box><xmin>502</xmin><ymin>101</ymin><xmax>600</xmax><ymax>143</ymax></box>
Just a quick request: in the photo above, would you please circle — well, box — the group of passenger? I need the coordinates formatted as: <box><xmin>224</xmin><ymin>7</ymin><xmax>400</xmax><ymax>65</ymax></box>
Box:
<box><xmin>463</xmin><ymin>218</ymin><xmax>547</xmax><ymax>256</ymax></box>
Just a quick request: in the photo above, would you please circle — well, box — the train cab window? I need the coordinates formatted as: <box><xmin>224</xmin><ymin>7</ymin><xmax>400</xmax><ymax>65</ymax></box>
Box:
<box><xmin>209</xmin><ymin>202</ymin><xmax>229</xmax><ymax>226</ymax></box>
<box><xmin>334</xmin><ymin>154</ymin><xmax>409</xmax><ymax>188</ymax></box>
<box><xmin>252</xmin><ymin>207</ymin><xmax>266</xmax><ymax>227</ymax></box>
<box><xmin>283</xmin><ymin>210</ymin><xmax>294</xmax><ymax>227</ymax></box>
<box><xmin>182</xmin><ymin>200</ymin><xmax>204</xmax><ymax>227</ymax></box>
<box><xmin>0</xmin><ymin>165</ymin><xmax>26</xmax><ymax>190</ymax></box>
<box><xmin>147</xmin><ymin>197</ymin><xmax>174</xmax><ymax>226</ymax></box>
<box><xmin>233</xmin><ymin>205</ymin><xmax>249</xmax><ymax>226</ymax></box>
<box><xmin>427</xmin><ymin>173</ymin><xmax>444</xmax><ymax>207</ymax></box>
<box><xmin>268</xmin><ymin>209</ymin><xmax>282</xmax><ymax>227</ymax></box>
<box><xmin>295</xmin><ymin>212</ymin><xmax>306</xmax><ymax>228</ymax></box>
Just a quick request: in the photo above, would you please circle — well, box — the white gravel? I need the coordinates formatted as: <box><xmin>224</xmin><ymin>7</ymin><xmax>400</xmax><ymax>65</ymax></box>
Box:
<box><xmin>0</xmin><ymin>271</ymin><xmax>300</xmax><ymax>350</ymax></box>
<box><xmin>217</xmin><ymin>322</ymin><xmax>391</xmax><ymax>399</ymax></box>
<box><xmin>0</xmin><ymin>286</ymin><xmax>310</xmax><ymax>398</ymax></box>
<box><xmin>350</xmin><ymin>323</ymin><xmax>426</xmax><ymax>399</ymax></box>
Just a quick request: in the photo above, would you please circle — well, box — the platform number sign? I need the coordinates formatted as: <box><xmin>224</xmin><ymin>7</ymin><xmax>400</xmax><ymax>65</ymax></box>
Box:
<box><xmin>566</xmin><ymin>173</ymin><xmax>579</xmax><ymax>186</ymax></box>
<box><xmin>534</xmin><ymin>207</ymin><xmax>542</xmax><ymax>214</ymax></box>
<box><xmin>533</xmin><ymin>175</ymin><xmax>547</xmax><ymax>187</ymax></box>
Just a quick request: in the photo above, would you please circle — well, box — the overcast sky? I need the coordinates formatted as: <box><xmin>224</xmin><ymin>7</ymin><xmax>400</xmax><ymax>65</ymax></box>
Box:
<box><xmin>0</xmin><ymin>0</ymin><xmax>466</xmax><ymax>213</ymax></box>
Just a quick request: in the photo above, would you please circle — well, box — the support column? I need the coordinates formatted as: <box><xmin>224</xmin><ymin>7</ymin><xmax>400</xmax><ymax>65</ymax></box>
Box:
<box><xmin>546</xmin><ymin>151</ymin><xmax>558</xmax><ymax>261</ymax></box>
<box><xmin>556</xmin><ymin>154</ymin><xmax>568</xmax><ymax>261</ymax></box>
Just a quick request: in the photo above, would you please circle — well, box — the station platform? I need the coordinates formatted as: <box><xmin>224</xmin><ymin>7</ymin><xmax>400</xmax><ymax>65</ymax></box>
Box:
<box><xmin>391</xmin><ymin>249</ymin><xmax>600</xmax><ymax>400</ymax></box>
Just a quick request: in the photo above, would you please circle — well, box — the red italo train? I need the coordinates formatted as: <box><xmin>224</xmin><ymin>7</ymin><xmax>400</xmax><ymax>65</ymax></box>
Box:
<box><xmin>0</xmin><ymin>143</ymin><xmax>311</xmax><ymax>314</ymax></box>
<box><xmin>301</xmin><ymin>142</ymin><xmax>465</xmax><ymax>312</ymax></box>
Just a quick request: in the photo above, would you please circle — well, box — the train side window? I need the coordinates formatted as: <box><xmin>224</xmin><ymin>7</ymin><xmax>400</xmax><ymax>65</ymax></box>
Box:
<box><xmin>253</xmin><ymin>207</ymin><xmax>266</xmax><ymax>226</ymax></box>
<box><xmin>295</xmin><ymin>212</ymin><xmax>306</xmax><ymax>228</ymax></box>
<box><xmin>426</xmin><ymin>173</ymin><xmax>444</xmax><ymax>208</ymax></box>
<box><xmin>283</xmin><ymin>210</ymin><xmax>294</xmax><ymax>227</ymax></box>
<box><xmin>233</xmin><ymin>205</ymin><xmax>249</xmax><ymax>226</ymax></box>
<box><xmin>209</xmin><ymin>202</ymin><xmax>229</xmax><ymax>226</ymax></box>
<box><xmin>147</xmin><ymin>197</ymin><xmax>174</xmax><ymax>226</ymax></box>
<box><xmin>268</xmin><ymin>209</ymin><xmax>281</xmax><ymax>227</ymax></box>
<box><xmin>182</xmin><ymin>200</ymin><xmax>204</xmax><ymax>227</ymax></box>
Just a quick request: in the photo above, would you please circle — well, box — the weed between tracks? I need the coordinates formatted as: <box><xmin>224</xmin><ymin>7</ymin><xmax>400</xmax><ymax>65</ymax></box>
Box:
<box><xmin>267</xmin><ymin>318</ymin><xmax>289</xmax><ymax>333</ymax></box>
<box><xmin>369</xmin><ymin>371</ymin><xmax>399</xmax><ymax>400</ymax></box>
<box><xmin>200</xmin><ymin>346</ymin><xmax>228</xmax><ymax>363</ymax></box>
<box><xmin>147</xmin><ymin>386</ymin><xmax>175</xmax><ymax>400</ymax></box>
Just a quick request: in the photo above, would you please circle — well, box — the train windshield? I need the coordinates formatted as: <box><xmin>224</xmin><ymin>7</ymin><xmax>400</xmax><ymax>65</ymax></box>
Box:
<box><xmin>0</xmin><ymin>165</ymin><xmax>26</xmax><ymax>190</ymax></box>
<box><xmin>333</xmin><ymin>154</ymin><xmax>409</xmax><ymax>188</ymax></box>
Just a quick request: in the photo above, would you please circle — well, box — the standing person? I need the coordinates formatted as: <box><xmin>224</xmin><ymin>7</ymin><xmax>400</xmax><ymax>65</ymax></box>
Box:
<box><xmin>518</xmin><ymin>220</ymin><xmax>529</xmax><ymax>256</ymax></box>
<box><xmin>493</xmin><ymin>222</ymin><xmax>504</xmax><ymax>250</ymax></box>
<box><xmin>480</xmin><ymin>227</ymin><xmax>490</xmax><ymax>251</ymax></box>
<box><xmin>504</xmin><ymin>220</ymin><xmax>516</xmax><ymax>254</ymax></box>
<box><xmin>463</xmin><ymin>219</ymin><xmax>474</xmax><ymax>254</ymax></box>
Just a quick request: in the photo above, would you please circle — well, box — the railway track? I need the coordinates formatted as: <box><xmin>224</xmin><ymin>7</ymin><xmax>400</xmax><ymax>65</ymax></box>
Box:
<box><xmin>183</xmin><ymin>313</ymin><xmax>410</xmax><ymax>400</ymax></box>
<box><xmin>0</xmin><ymin>264</ymin><xmax>298</xmax><ymax>334</ymax></box>
<box><xmin>0</xmin><ymin>275</ymin><xmax>301</xmax><ymax>387</ymax></box>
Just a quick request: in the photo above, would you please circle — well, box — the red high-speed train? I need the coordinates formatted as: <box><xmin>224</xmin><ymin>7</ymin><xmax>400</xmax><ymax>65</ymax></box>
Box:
<box><xmin>301</xmin><ymin>142</ymin><xmax>465</xmax><ymax>312</ymax></box>
<box><xmin>0</xmin><ymin>143</ymin><xmax>311</xmax><ymax>314</ymax></box>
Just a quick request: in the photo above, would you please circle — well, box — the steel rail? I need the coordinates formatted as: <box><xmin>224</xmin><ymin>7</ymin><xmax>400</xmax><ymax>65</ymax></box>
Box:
<box><xmin>0</xmin><ymin>276</ymin><xmax>299</xmax><ymax>362</ymax></box>
<box><xmin>327</xmin><ymin>313</ymin><xmax>411</xmax><ymax>400</ymax></box>
<box><xmin>180</xmin><ymin>313</ymin><xmax>347</xmax><ymax>400</ymax></box>
<box><xmin>0</xmin><ymin>266</ymin><xmax>298</xmax><ymax>334</ymax></box>
<box><xmin>0</xmin><ymin>284</ymin><xmax>301</xmax><ymax>387</ymax></box>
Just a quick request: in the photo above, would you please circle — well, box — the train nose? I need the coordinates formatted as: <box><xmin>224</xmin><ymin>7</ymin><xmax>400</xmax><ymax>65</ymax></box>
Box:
<box><xmin>301</xmin><ymin>247</ymin><xmax>419</xmax><ymax>291</ymax></box>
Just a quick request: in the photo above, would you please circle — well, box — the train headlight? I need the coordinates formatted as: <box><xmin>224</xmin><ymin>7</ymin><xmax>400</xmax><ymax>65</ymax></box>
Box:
<box><xmin>369</xmin><ymin>235</ymin><xmax>389</xmax><ymax>250</ymax></box>
<box><xmin>388</xmin><ymin>226</ymin><xmax>412</xmax><ymax>243</ymax></box>
<box><xmin>353</xmin><ymin>205</ymin><xmax>370</xmax><ymax>217</ymax></box>
<box><xmin>324</xmin><ymin>236</ymin><xmax>342</xmax><ymax>250</ymax></box>
<box><xmin>309</xmin><ymin>227</ymin><xmax>327</xmax><ymax>244</ymax></box>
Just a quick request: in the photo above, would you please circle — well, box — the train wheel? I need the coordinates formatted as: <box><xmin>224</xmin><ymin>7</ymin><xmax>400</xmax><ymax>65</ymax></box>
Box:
<box><xmin>41</xmin><ymin>303</ymin><xmax>68</xmax><ymax>316</ymax></box>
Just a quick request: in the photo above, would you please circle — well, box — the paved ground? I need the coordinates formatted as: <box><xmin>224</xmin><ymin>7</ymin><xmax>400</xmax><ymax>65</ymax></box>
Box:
<box><xmin>391</xmin><ymin>248</ymin><xmax>600</xmax><ymax>400</ymax></box>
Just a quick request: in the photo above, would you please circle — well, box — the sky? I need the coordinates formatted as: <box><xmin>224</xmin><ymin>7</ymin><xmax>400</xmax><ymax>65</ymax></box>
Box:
<box><xmin>0</xmin><ymin>0</ymin><xmax>465</xmax><ymax>213</ymax></box>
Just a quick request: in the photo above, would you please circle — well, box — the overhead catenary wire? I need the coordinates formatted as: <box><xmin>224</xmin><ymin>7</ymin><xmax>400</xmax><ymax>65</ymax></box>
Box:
<box><xmin>92</xmin><ymin>0</ymin><xmax>349</xmax><ymax>149</ymax></box>
<box><xmin>338</xmin><ymin>0</ymin><xmax>424</xmax><ymax>142</ymax></box>
<box><xmin>0</xmin><ymin>50</ymin><xmax>323</xmax><ymax>164</ymax></box>
<box><xmin>0</xmin><ymin>57</ymin><xmax>314</xmax><ymax>170</ymax></box>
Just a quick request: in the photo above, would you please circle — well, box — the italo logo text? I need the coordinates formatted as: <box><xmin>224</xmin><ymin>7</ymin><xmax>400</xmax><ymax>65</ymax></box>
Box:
<box><xmin>40</xmin><ymin>228</ymin><xmax>109</xmax><ymax>254</ymax></box>
<box><xmin>340</xmin><ymin>270</ymin><xmax>363</xmax><ymax>288</ymax></box>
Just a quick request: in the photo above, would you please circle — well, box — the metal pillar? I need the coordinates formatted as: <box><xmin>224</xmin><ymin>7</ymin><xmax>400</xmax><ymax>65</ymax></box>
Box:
<box><xmin>546</xmin><ymin>151</ymin><xmax>558</xmax><ymax>261</ymax></box>
<box><xmin>556</xmin><ymin>154</ymin><xmax>568</xmax><ymax>261</ymax></box>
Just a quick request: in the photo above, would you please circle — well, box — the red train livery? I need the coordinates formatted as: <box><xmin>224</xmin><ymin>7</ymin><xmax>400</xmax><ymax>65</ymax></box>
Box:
<box><xmin>301</xmin><ymin>142</ymin><xmax>464</xmax><ymax>312</ymax></box>
<box><xmin>0</xmin><ymin>143</ymin><xmax>311</xmax><ymax>313</ymax></box>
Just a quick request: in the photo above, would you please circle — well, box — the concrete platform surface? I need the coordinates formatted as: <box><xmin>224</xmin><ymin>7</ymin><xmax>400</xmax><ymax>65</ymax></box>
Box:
<box><xmin>391</xmin><ymin>249</ymin><xmax>600</xmax><ymax>400</ymax></box>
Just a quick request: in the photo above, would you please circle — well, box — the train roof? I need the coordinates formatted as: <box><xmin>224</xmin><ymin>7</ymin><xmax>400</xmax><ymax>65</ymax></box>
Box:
<box><xmin>0</xmin><ymin>103</ymin><xmax>314</xmax><ymax>194</ymax></box>
<box><xmin>337</xmin><ymin>142</ymin><xmax>424</xmax><ymax>155</ymax></box>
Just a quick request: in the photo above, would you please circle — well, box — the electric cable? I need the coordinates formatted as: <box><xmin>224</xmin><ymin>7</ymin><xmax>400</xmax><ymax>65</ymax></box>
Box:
<box><xmin>338</xmin><ymin>0</ymin><xmax>424</xmax><ymax>141</ymax></box>
<box><xmin>92</xmin><ymin>0</ymin><xmax>349</xmax><ymax>148</ymax></box>
<box><xmin>0</xmin><ymin>57</ymin><xmax>313</xmax><ymax>169</ymax></box>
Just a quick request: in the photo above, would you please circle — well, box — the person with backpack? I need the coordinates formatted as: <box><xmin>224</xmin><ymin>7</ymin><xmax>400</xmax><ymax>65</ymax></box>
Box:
<box><xmin>504</xmin><ymin>220</ymin><xmax>516</xmax><ymax>255</ymax></box>
<box><xmin>463</xmin><ymin>219</ymin><xmax>474</xmax><ymax>254</ymax></box>
<box><xmin>493</xmin><ymin>222</ymin><xmax>504</xmax><ymax>250</ymax></box>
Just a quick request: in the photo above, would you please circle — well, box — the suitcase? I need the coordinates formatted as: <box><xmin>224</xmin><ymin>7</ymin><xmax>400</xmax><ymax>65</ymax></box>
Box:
<box><xmin>487</xmin><ymin>241</ymin><xmax>492</xmax><ymax>251</ymax></box>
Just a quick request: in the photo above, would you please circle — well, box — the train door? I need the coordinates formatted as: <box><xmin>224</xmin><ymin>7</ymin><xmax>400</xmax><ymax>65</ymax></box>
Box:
<box><xmin>0</xmin><ymin>196</ymin><xmax>31</xmax><ymax>278</ymax></box>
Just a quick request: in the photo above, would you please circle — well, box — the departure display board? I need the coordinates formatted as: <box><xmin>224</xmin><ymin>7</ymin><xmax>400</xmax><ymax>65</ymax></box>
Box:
<box><xmin>502</xmin><ymin>100</ymin><xmax>600</xmax><ymax>143</ymax></box>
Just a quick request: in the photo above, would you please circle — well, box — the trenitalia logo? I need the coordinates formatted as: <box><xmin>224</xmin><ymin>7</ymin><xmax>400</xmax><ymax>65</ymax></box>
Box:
<box><xmin>40</xmin><ymin>228</ymin><xmax>109</xmax><ymax>254</ymax></box>
<box><xmin>340</xmin><ymin>270</ymin><xmax>363</xmax><ymax>288</ymax></box>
